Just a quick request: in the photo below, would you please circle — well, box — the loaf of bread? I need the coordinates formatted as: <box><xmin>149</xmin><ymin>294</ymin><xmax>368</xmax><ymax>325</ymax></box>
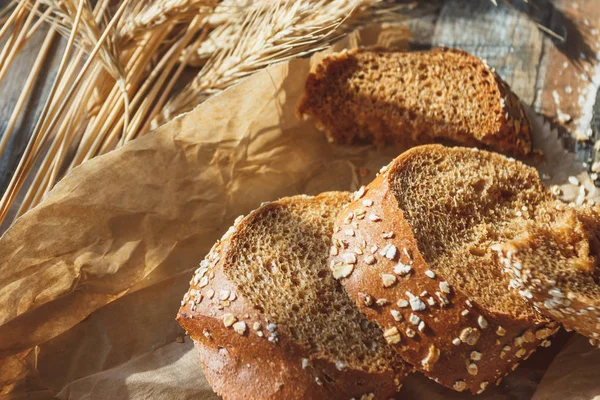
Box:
<box><xmin>297</xmin><ymin>47</ymin><xmax>532</xmax><ymax>156</ymax></box>
<box><xmin>494</xmin><ymin>203</ymin><xmax>600</xmax><ymax>345</ymax></box>
<box><xmin>329</xmin><ymin>145</ymin><xmax>560</xmax><ymax>394</ymax></box>
<box><xmin>177</xmin><ymin>192</ymin><xmax>410</xmax><ymax>400</ymax></box>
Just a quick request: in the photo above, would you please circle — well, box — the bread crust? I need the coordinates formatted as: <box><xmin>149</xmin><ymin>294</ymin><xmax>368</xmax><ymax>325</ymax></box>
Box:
<box><xmin>329</xmin><ymin>166</ymin><xmax>558</xmax><ymax>394</ymax></box>
<box><xmin>297</xmin><ymin>47</ymin><xmax>532</xmax><ymax>156</ymax></box>
<box><xmin>177</xmin><ymin>194</ymin><xmax>408</xmax><ymax>400</ymax></box>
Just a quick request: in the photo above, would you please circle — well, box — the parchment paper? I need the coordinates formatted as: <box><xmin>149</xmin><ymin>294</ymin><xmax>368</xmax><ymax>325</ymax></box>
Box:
<box><xmin>532</xmin><ymin>336</ymin><xmax>600</xmax><ymax>400</ymax></box>
<box><xmin>1</xmin><ymin>24</ymin><xmax>599</xmax><ymax>399</ymax></box>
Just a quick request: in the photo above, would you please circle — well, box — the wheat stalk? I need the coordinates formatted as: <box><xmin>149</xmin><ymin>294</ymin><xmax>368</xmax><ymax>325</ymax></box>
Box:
<box><xmin>157</xmin><ymin>0</ymin><xmax>379</xmax><ymax>125</ymax></box>
<box><xmin>0</xmin><ymin>0</ymin><xmax>392</xmax><ymax>227</ymax></box>
<box><xmin>0</xmin><ymin>2</ymin><xmax>16</xmax><ymax>24</ymax></box>
<box><xmin>0</xmin><ymin>1</ymin><xmax>30</xmax><ymax>76</ymax></box>
<box><xmin>0</xmin><ymin>0</ymin><xmax>88</xmax><ymax>221</ymax></box>
<box><xmin>32</xmin><ymin>0</ymin><xmax>124</xmax><ymax>81</ymax></box>
<box><xmin>0</xmin><ymin>28</ymin><xmax>56</xmax><ymax>157</ymax></box>
<box><xmin>118</xmin><ymin>0</ymin><xmax>216</xmax><ymax>41</ymax></box>
<box><xmin>184</xmin><ymin>0</ymin><xmax>256</xmax><ymax>67</ymax></box>
<box><xmin>0</xmin><ymin>0</ymin><xmax>27</xmax><ymax>42</ymax></box>
<box><xmin>0</xmin><ymin>0</ymin><xmax>133</xmax><ymax>221</ymax></box>
<box><xmin>0</xmin><ymin>0</ymin><xmax>221</xmax><ymax>219</ymax></box>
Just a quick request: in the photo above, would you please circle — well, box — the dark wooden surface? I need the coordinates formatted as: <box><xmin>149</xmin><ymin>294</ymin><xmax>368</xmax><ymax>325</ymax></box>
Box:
<box><xmin>429</xmin><ymin>0</ymin><xmax>600</xmax><ymax>170</ymax></box>
<box><xmin>0</xmin><ymin>26</ymin><xmax>65</xmax><ymax>193</ymax></box>
<box><xmin>1</xmin><ymin>0</ymin><xmax>599</xmax><ymax>196</ymax></box>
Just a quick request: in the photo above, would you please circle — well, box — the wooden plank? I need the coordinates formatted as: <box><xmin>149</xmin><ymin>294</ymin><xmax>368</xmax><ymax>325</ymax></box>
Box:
<box><xmin>401</xmin><ymin>1</ymin><xmax>442</xmax><ymax>49</ymax></box>
<box><xmin>431</xmin><ymin>0</ymin><xmax>549</xmax><ymax>106</ymax></box>
<box><xmin>536</xmin><ymin>0</ymin><xmax>600</xmax><ymax>163</ymax></box>
<box><xmin>425</xmin><ymin>0</ymin><xmax>600</xmax><ymax>177</ymax></box>
<box><xmin>0</xmin><ymin>26</ymin><xmax>66</xmax><ymax>193</ymax></box>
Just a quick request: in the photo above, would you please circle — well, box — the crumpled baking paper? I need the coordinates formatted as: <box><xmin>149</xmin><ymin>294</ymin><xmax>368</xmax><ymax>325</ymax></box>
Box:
<box><xmin>532</xmin><ymin>335</ymin><xmax>600</xmax><ymax>400</ymax></box>
<box><xmin>0</xmin><ymin>23</ymin><xmax>598</xmax><ymax>399</ymax></box>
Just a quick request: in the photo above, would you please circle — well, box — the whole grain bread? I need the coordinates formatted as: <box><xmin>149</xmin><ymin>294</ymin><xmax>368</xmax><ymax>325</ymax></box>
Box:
<box><xmin>329</xmin><ymin>145</ymin><xmax>560</xmax><ymax>394</ymax></box>
<box><xmin>297</xmin><ymin>47</ymin><xmax>532</xmax><ymax>156</ymax></box>
<box><xmin>177</xmin><ymin>192</ymin><xmax>410</xmax><ymax>400</ymax></box>
<box><xmin>494</xmin><ymin>203</ymin><xmax>600</xmax><ymax>345</ymax></box>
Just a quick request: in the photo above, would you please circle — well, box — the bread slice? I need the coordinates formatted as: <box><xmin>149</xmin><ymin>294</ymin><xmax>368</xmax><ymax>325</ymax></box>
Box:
<box><xmin>329</xmin><ymin>145</ymin><xmax>559</xmax><ymax>394</ymax></box>
<box><xmin>177</xmin><ymin>192</ymin><xmax>410</xmax><ymax>400</ymax></box>
<box><xmin>494</xmin><ymin>203</ymin><xmax>600</xmax><ymax>345</ymax></box>
<box><xmin>297</xmin><ymin>47</ymin><xmax>532</xmax><ymax>156</ymax></box>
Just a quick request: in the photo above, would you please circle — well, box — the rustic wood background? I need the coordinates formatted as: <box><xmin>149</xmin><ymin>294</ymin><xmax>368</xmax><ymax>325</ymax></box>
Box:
<box><xmin>1</xmin><ymin>0</ymin><xmax>599</xmax><ymax>200</ymax></box>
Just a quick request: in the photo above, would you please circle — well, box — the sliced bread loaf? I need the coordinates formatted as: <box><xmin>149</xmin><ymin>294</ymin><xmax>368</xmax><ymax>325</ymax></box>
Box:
<box><xmin>329</xmin><ymin>145</ymin><xmax>559</xmax><ymax>394</ymax></box>
<box><xmin>177</xmin><ymin>192</ymin><xmax>410</xmax><ymax>400</ymax></box>
<box><xmin>297</xmin><ymin>47</ymin><xmax>532</xmax><ymax>156</ymax></box>
<box><xmin>494</xmin><ymin>203</ymin><xmax>600</xmax><ymax>345</ymax></box>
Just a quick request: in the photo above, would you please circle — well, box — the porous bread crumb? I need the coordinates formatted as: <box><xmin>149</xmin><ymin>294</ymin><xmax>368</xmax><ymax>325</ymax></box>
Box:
<box><xmin>389</xmin><ymin>145</ymin><xmax>555</xmax><ymax>320</ymax></box>
<box><xmin>221</xmin><ymin>192</ymin><xmax>406</xmax><ymax>376</ymax></box>
<box><xmin>494</xmin><ymin>203</ymin><xmax>600</xmax><ymax>340</ymax></box>
<box><xmin>297</xmin><ymin>47</ymin><xmax>532</xmax><ymax>156</ymax></box>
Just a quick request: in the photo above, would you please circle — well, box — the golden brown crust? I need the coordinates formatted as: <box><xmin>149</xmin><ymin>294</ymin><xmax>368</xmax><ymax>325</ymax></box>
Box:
<box><xmin>177</xmin><ymin>194</ymin><xmax>408</xmax><ymax>400</ymax></box>
<box><xmin>329</xmin><ymin>164</ymin><xmax>558</xmax><ymax>394</ymax></box>
<box><xmin>384</xmin><ymin>144</ymin><xmax>554</xmax><ymax>320</ymax></box>
<box><xmin>495</xmin><ymin>204</ymin><xmax>600</xmax><ymax>345</ymax></box>
<box><xmin>297</xmin><ymin>47</ymin><xmax>532</xmax><ymax>156</ymax></box>
<box><xmin>492</xmin><ymin>75</ymin><xmax>533</xmax><ymax>156</ymax></box>
<box><xmin>195</xmin><ymin>337</ymin><xmax>403</xmax><ymax>400</ymax></box>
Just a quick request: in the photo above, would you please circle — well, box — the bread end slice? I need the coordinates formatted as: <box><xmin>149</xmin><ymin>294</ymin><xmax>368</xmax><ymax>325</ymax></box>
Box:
<box><xmin>178</xmin><ymin>192</ymin><xmax>410</xmax><ymax>399</ymax></box>
<box><xmin>297</xmin><ymin>47</ymin><xmax>532</xmax><ymax>156</ymax></box>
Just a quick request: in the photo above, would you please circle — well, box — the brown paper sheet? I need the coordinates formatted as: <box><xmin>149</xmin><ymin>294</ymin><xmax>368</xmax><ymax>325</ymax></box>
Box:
<box><xmin>1</xmin><ymin>24</ymin><xmax>598</xmax><ymax>399</ymax></box>
<box><xmin>533</xmin><ymin>336</ymin><xmax>600</xmax><ymax>400</ymax></box>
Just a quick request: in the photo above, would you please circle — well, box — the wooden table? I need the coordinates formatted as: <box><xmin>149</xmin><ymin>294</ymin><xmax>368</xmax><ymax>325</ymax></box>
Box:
<box><xmin>405</xmin><ymin>0</ymin><xmax>600</xmax><ymax>163</ymax></box>
<box><xmin>1</xmin><ymin>0</ymin><xmax>599</xmax><ymax>195</ymax></box>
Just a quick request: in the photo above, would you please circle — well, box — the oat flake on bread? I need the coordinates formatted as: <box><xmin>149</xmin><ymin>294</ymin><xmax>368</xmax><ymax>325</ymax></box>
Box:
<box><xmin>177</xmin><ymin>192</ymin><xmax>410</xmax><ymax>400</ymax></box>
<box><xmin>329</xmin><ymin>144</ymin><xmax>569</xmax><ymax>394</ymax></box>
